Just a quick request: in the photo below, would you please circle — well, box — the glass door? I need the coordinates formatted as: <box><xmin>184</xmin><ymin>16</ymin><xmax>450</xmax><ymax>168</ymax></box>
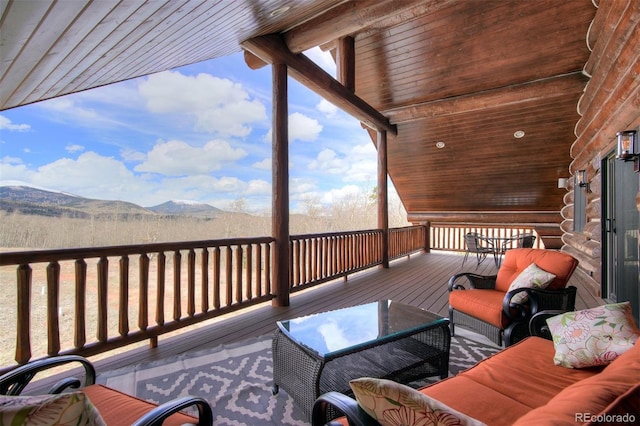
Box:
<box><xmin>603</xmin><ymin>153</ymin><xmax>639</xmax><ymax>324</ymax></box>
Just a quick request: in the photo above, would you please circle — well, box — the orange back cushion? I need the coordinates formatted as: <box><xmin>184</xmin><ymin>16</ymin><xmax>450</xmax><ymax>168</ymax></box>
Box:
<box><xmin>495</xmin><ymin>249</ymin><xmax>578</xmax><ymax>293</ymax></box>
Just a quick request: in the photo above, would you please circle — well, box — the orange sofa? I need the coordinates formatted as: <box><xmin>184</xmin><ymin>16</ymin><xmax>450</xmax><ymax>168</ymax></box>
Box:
<box><xmin>312</xmin><ymin>335</ymin><xmax>640</xmax><ymax>425</ymax></box>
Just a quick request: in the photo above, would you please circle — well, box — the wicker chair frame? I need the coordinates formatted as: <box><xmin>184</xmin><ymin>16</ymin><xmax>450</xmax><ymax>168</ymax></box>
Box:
<box><xmin>448</xmin><ymin>271</ymin><xmax>577</xmax><ymax>346</ymax></box>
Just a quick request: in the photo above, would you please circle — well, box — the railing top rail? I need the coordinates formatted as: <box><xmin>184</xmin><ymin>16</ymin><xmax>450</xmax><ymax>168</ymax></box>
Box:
<box><xmin>390</xmin><ymin>225</ymin><xmax>424</xmax><ymax>231</ymax></box>
<box><xmin>290</xmin><ymin>228</ymin><xmax>383</xmax><ymax>240</ymax></box>
<box><xmin>0</xmin><ymin>236</ymin><xmax>275</xmax><ymax>265</ymax></box>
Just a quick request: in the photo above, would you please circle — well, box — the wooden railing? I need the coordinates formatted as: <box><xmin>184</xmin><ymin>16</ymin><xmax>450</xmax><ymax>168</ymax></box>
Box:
<box><xmin>389</xmin><ymin>225</ymin><xmax>427</xmax><ymax>259</ymax></box>
<box><xmin>430</xmin><ymin>224</ymin><xmax>541</xmax><ymax>252</ymax></box>
<box><xmin>289</xmin><ymin>229</ymin><xmax>383</xmax><ymax>290</ymax></box>
<box><xmin>4</xmin><ymin>224</ymin><xmax>531</xmax><ymax>370</ymax></box>
<box><xmin>0</xmin><ymin>237</ymin><xmax>274</xmax><ymax>369</ymax></box>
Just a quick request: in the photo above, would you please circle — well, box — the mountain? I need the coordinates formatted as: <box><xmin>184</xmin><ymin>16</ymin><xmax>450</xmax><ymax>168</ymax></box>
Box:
<box><xmin>0</xmin><ymin>184</ymin><xmax>154</xmax><ymax>218</ymax></box>
<box><xmin>148</xmin><ymin>200</ymin><xmax>224</xmax><ymax>218</ymax></box>
<box><xmin>0</xmin><ymin>183</ymin><xmax>229</xmax><ymax>219</ymax></box>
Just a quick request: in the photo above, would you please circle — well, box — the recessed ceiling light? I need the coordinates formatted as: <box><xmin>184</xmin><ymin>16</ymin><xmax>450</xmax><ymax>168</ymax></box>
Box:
<box><xmin>514</xmin><ymin>130</ymin><xmax>525</xmax><ymax>138</ymax></box>
<box><xmin>270</xmin><ymin>6</ymin><xmax>291</xmax><ymax>17</ymax></box>
<box><xmin>435</xmin><ymin>141</ymin><xmax>446</xmax><ymax>149</ymax></box>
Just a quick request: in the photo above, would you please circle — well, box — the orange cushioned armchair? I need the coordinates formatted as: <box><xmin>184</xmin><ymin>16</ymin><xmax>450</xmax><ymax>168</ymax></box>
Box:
<box><xmin>0</xmin><ymin>355</ymin><xmax>213</xmax><ymax>426</ymax></box>
<box><xmin>448</xmin><ymin>248</ymin><xmax>579</xmax><ymax>346</ymax></box>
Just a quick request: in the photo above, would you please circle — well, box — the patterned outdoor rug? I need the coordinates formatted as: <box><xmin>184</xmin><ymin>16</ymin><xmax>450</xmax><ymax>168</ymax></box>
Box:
<box><xmin>98</xmin><ymin>334</ymin><xmax>500</xmax><ymax>425</ymax></box>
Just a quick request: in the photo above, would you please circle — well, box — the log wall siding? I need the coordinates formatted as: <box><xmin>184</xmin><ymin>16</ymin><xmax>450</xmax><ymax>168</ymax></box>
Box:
<box><xmin>564</xmin><ymin>0</ymin><xmax>640</xmax><ymax>294</ymax></box>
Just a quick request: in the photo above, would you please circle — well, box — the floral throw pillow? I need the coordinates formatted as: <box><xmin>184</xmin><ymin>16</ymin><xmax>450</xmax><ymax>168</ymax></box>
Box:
<box><xmin>349</xmin><ymin>377</ymin><xmax>486</xmax><ymax>426</ymax></box>
<box><xmin>546</xmin><ymin>302</ymin><xmax>640</xmax><ymax>368</ymax></box>
<box><xmin>506</xmin><ymin>262</ymin><xmax>556</xmax><ymax>304</ymax></box>
<box><xmin>0</xmin><ymin>392</ymin><xmax>106</xmax><ymax>426</ymax></box>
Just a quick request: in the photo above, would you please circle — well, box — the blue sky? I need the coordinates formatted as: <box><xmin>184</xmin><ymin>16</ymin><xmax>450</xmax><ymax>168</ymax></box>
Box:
<box><xmin>0</xmin><ymin>48</ymin><xmax>393</xmax><ymax>213</ymax></box>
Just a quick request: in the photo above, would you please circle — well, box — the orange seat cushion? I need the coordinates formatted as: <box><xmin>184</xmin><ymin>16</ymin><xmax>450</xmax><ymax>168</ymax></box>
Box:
<box><xmin>420</xmin><ymin>375</ymin><xmax>531</xmax><ymax>425</ymax></box>
<box><xmin>512</xmin><ymin>340</ymin><xmax>640</xmax><ymax>425</ymax></box>
<box><xmin>82</xmin><ymin>384</ymin><xmax>198</xmax><ymax>426</ymax></box>
<box><xmin>460</xmin><ymin>337</ymin><xmax>602</xmax><ymax>409</ymax></box>
<box><xmin>449</xmin><ymin>288</ymin><xmax>508</xmax><ymax>328</ymax></box>
<box><xmin>495</xmin><ymin>248</ymin><xmax>579</xmax><ymax>292</ymax></box>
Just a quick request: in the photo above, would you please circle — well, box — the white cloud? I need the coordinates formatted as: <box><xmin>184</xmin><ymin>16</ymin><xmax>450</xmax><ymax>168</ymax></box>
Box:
<box><xmin>120</xmin><ymin>148</ymin><xmax>146</xmax><ymax>162</ymax></box>
<box><xmin>0</xmin><ymin>115</ymin><xmax>30</xmax><ymax>131</ymax></box>
<box><xmin>317</xmin><ymin>99</ymin><xmax>338</xmax><ymax>118</ymax></box>
<box><xmin>65</xmin><ymin>144</ymin><xmax>85</xmax><ymax>153</ymax></box>
<box><xmin>321</xmin><ymin>185</ymin><xmax>361</xmax><ymax>204</ymax></box>
<box><xmin>0</xmin><ymin>157</ymin><xmax>34</xmax><ymax>182</ymax></box>
<box><xmin>245</xmin><ymin>179</ymin><xmax>270</xmax><ymax>195</ymax></box>
<box><xmin>343</xmin><ymin>143</ymin><xmax>377</xmax><ymax>182</ymax></box>
<box><xmin>138</xmin><ymin>71</ymin><xmax>267</xmax><ymax>137</ymax></box>
<box><xmin>134</xmin><ymin>139</ymin><xmax>247</xmax><ymax>176</ymax></box>
<box><xmin>264</xmin><ymin>112</ymin><xmax>322</xmax><ymax>143</ymax></box>
<box><xmin>290</xmin><ymin>112</ymin><xmax>322</xmax><ymax>142</ymax></box>
<box><xmin>290</xmin><ymin>178</ymin><xmax>317</xmax><ymax>195</ymax></box>
<box><xmin>309</xmin><ymin>149</ymin><xmax>348</xmax><ymax>174</ymax></box>
<box><xmin>252</xmin><ymin>158</ymin><xmax>271</xmax><ymax>170</ymax></box>
<box><xmin>30</xmin><ymin>152</ymin><xmax>144</xmax><ymax>199</ymax></box>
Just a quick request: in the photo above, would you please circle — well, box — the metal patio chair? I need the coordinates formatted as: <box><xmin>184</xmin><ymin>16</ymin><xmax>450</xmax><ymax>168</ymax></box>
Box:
<box><xmin>462</xmin><ymin>233</ymin><xmax>495</xmax><ymax>269</ymax></box>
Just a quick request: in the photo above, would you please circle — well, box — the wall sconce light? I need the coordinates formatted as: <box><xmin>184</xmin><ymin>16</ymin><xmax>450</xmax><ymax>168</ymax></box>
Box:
<box><xmin>616</xmin><ymin>129</ymin><xmax>639</xmax><ymax>173</ymax></box>
<box><xmin>557</xmin><ymin>178</ymin><xmax>569</xmax><ymax>189</ymax></box>
<box><xmin>616</xmin><ymin>130</ymin><xmax>637</xmax><ymax>159</ymax></box>
<box><xmin>576</xmin><ymin>170</ymin><xmax>589</xmax><ymax>190</ymax></box>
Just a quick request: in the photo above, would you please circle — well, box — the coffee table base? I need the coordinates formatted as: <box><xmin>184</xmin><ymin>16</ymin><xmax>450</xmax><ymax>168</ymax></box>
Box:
<box><xmin>272</xmin><ymin>320</ymin><xmax>450</xmax><ymax>420</ymax></box>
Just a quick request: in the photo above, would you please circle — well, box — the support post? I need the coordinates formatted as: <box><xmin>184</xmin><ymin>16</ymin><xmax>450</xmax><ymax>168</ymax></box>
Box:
<box><xmin>272</xmin><ymin>63</ymin><xmax>290</xmax><ymax>307</ymax></box>
<box><xmin>378</xmin><ymin>131</ymin><xmax>389</xmax><ymax>268</ymax></box>
<box><xmin>336</xmin><ymin>36</ymin><xmax>355</xmax><ymax>92</ymax></box>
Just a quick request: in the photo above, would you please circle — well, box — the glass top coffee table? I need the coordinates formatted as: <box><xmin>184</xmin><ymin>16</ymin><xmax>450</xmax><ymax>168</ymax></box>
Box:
<box><xmin>271</xmin><ymin>300</ymin><xmax>450</xmax><ymax>420</ymax></box>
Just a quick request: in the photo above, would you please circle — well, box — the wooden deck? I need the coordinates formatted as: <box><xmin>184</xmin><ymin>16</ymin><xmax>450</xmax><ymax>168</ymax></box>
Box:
<box><xmin>88</xmin><ymin>250</ymin><xmax>605</xmax><ymax>376</ymax></box>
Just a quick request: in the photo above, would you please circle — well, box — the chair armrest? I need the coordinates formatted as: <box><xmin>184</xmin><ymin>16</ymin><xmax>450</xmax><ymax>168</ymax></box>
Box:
<box><xmin>448</xmin><ymin>273</ymin><xmax>497</xmax><ymax>291</ymax></box>
<box><xmin>312</xmin><ymin>391</ymin><xmax>378</xmax><ymax>426</ymax></box>
<box><xmin>131</xmin><ymin>396</ymin><xmax>214</xmax><ymax>426</ymax></box>
<box><xmin>502</xmin><ymin>288</ymin><xmax>530</xmax><ymax>321</ymax></box>
<box><xmin>529</xmin><ymin>310</ymin><xmax>566</xmax><ymax>340</ymax></box>
<box><xmin>502</xmin><ymin>286</ymin><xmax>578</xmax><ymax>322</ymax></box>
<box><xmin>0</xmin><ymin>355</ymin><xmax>96</xmax><ymax>396</ymax></box>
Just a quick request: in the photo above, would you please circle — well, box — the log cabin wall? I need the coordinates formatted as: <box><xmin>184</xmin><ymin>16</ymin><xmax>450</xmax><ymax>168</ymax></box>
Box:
<box><xmin>563</xmin><ymin>0</ymin><xmax>640</xmax><ymax>295</ymax></box>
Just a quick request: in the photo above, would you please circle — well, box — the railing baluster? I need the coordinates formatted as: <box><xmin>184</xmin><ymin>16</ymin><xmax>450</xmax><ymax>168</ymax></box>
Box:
<box><xmin>225</xmin><ymin>246</ymin><xmax>232</xmax><ymax>306</ymax></box>
<box><xmin>75</xmin><ymin>260</ymin><xmax>87</xmax><ymax>349</ymax></box>
<box><xmin>173</xmin><ymin>251</ymin><xmax>181</xmax><ymax>321</ymax></box>
<box><xmin>139</xmin><ymin>254</ymin><xmax>149</xmax><ymax>331</ymax></box>
<box><xmin>46</xmin><ymin>261</ymin><xmax>61</xmax><ymax>356</ymax></box>
<box><xmin>156</xmin><ymin>252</ymin><xmax>165</xmax><ymax>327</ymax></box>
<box><xmin>255</xmin><ymin>244</ymin><xmax>262</xmax><ymax>297</ymax></box>
<box><xmin>16</xmin><ymin>264</ymin><xmax>32</xmax><ymax>364</ymax></box>
<box><xmin>201</xmin><ymin>248</ymin><xmax>209</xmax><ymax>313</ymax></box>
<box><xmin>97</xmin><ymin>257</ymin><xmax>108</xmax><ymax>343</ymax></box>
<box><xmin>119</xmin><ymin>256</ymin><xmax>129</xmax><ymax>337</ymax></box>
<box><xmin>265</xmin><ymin>243</ymin><xmax>271</xmax><ymax>295</ymax></box>
<box><xmin>213</xmin><ymin>247</ymin><xmax>220</xmax><ymax>309</ymax></box>
<box><xmin>235</xmin><ymin>245</ymin><xmax>243</xmax><ymax>303</ymax></box>
<box><xmin>246</xmin><ymin>244</ymin><xmax>252</xmax><ymax>300</ymax></box>
<box><xmin>187</xmin><ymin>249</ymin><xmax>195</xmax><ymax>317</ymax></box>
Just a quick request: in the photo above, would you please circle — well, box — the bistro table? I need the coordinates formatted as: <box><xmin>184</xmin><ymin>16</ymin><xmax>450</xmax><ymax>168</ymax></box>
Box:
<box><xmin>271</xmin><ymin>300</ymin><xmax>451</xmax><ymax>420</ymax></box>
<box><xmin>478</xmin><ymin>235</ymin><xmax>518</xmax><ymax>268</ymax></box>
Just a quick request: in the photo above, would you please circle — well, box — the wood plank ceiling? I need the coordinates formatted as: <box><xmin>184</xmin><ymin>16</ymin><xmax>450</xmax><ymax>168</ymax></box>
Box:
<box><xmin>0</xmin><ymin>0</ymin><xmax>598</xmax><ymax>240</ymax></box>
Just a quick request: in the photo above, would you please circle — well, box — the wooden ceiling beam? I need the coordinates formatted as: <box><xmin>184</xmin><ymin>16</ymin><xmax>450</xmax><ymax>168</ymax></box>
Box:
<box><xmin>285</xmin><ymin>0</ymin><xmax>456</xmax><ymax>54</ymax></box>
<box><xmin>383</xmin><ymin>73</ymin><xmax>588</xmax><ymax>124</ymax></box>
<box><xmin>242</xmin><ymin>34</ymin><xmax>397</xmax><ymax>135</ymax></box>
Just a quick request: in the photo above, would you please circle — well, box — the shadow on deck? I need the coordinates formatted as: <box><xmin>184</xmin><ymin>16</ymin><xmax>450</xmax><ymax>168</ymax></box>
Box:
<box><xmin>89</xmin><ymin>250</ymin><xmax>605</xmax><ymax>376</ymax></box>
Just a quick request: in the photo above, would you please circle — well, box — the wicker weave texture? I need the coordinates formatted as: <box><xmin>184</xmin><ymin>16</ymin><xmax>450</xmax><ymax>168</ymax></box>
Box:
<box><xmin>272</xmin><ymin>317</ymin><xmax>450</xmax><ymax>420</ymax></box>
